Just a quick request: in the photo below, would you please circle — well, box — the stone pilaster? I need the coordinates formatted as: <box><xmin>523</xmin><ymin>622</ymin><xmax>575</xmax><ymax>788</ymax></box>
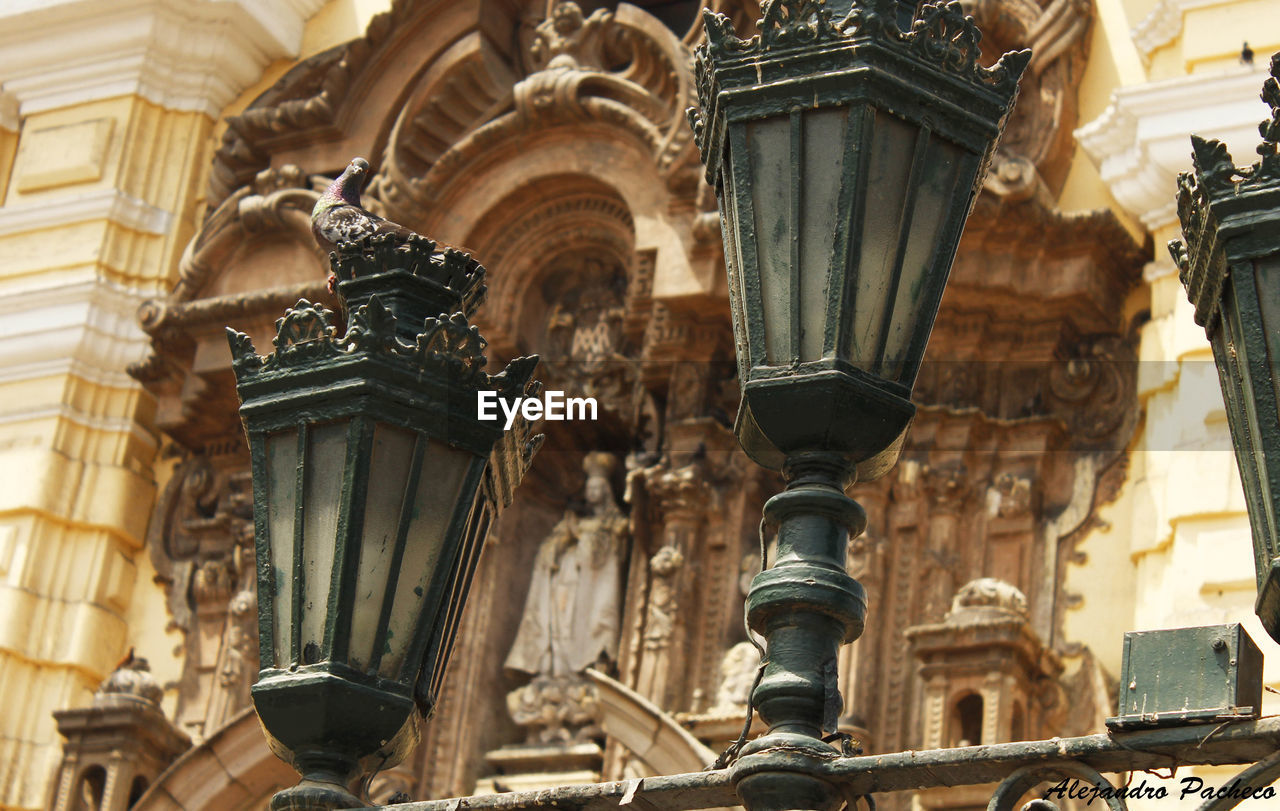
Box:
<box><xmin>0</xmin><ymin>2</ymin><xmax>323</xmax><ymax>807</ymax></box>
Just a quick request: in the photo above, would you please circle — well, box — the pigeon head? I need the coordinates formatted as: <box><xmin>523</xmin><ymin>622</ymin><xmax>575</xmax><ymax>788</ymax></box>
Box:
<box><xmin>328</xmin><ymin>157</ymin><xmax>370</xmax><ymax>205</ymax></box>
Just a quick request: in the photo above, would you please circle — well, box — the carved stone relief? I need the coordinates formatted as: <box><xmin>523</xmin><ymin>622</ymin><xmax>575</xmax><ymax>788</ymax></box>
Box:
<box><xmin>143</xmin><ymin>448</ymin><xmax>258</xmax><ymax>742</ymax></box>
<box><xmin>963</xmin><ymin>0</ymin><xmax>1094</xmax><ymax>200</ymax></box>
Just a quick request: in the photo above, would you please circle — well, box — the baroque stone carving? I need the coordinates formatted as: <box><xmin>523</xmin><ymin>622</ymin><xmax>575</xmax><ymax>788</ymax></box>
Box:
<box><xmin>205</xmin><ymin>1</ymin><xmax>426</xmax><ymax>206</ymax></box>
<box><xmin>525</xmin><ymin>2</ymin><xmax>624</xmax><ymax>74</ymax></box>
<box><xmin>506</xmin><ymin>452</ymin><xmax>628</xmax><ymax>677</ymax></box>
<box><xmin>951</xmin><ymin>577</ymin><xmax>1030</xmax><ymax>616</ymax></box>
<box><xmin>96</xmin><ymin>652</ymin><xmax>165</xmax><ymax>704</ymax></box>
<box><xmin>506</xmin><ymin>674</ymin><xmax>604</xmax><ymax>745</ymax></box>
<box><xmin>534</xmin><ymin>250</ymin><xmax>646</xmax><ymax>422</ymax></box>
<box><xmin>130</xmin><ymin>165</ymin><xmax>331</xmax><ymax>451</ymax></box>
<box><xmin>965</xmin><ymin>0</ymin><xmax>1094</xmax><ymax>199</ymax></box>
<box><xmin>412</xmin><ymin>2</ymin><xmax>698</xmax><ymax>215</ymax></box>
<box><xmin>144</xmin><ymin>449</ymin><xmax>257</xmax><ymax>741</ymax></box>
<box><xmin>710</xmin><ymin>640</ymin><xmax>762</xmax><ymax>713</ymax></box>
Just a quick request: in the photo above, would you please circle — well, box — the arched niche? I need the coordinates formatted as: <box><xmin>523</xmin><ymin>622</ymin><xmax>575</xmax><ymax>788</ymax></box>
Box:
<box><xmin>73</xmin><ymin>766</ymin><xmax>106</xmax><ymax>811</ymax></box>
<box><xmin>462</xmin><ymin>174</ymin><xmax>638</xmax><ymax>358</ymax></box>
<box><xmin>949</xmin><ymin>692</ymin><xmax>984</xmax><ymax>748</ymax></box>
<box><xmin>420</xmin><ymin>123</ymin><xmax>712</xmax><ymax>324</ymax></box>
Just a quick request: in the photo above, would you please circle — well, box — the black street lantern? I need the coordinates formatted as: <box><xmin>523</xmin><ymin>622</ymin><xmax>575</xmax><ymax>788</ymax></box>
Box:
<box><xmin>1172</xmin><ymin>54</ymin><xmax>1280</xmax><ymax>646</ymax></box>
<box><xmin>227</xmin><ymin>234</ymin><xmax>541</xmax><ymax>809</ymax></box>
<box><xmin>689</xmin><ymin>4</ymin><xmax>1028</xmax><ymax>811</ymax></box>
<box><xmin>689</xmin><ymin>0</ymin><xmax>1029</xmax><ymax>480</ymax></box>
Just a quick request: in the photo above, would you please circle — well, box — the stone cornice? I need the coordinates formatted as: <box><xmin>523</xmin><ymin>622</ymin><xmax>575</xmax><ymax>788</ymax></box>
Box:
<box><xmin>0</xmin><ymin>279</ymin><xmax>150</xmax><ymax>391</ymax></box>
<box><xmin>0</xmin><ymin>0</ymin><xmax>325</xmax><ymax>117</ymax></box>
<box><xmin>1130</xmin><ymin>0</ymin><xmax>1220</xmax><ymax>61</ymax></box>
<box><xmin>0</xmin><ymin>188</ymin><xmax>172</xmax><ymax>236</ymax></box>
<box><xmin>1074</xmin><ymin>65</ymin><xmax>1270</xmax><ymax>230</ymax></box>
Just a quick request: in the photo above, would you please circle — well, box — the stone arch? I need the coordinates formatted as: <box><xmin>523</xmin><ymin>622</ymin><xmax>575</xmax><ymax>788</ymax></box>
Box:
<box><xmin>133</xmin><ymin>708</ymin><xmax>292</xmax><ymax>811</ymax></box>
<box><xmin>73</xmin><ymin>765</ymin><xmax>106</xmax><ymax>811</ymax></box>
<box><xmin>462</xmin><ymin>173</ymin><xmax>638</xmax><ymax>357</ymax></box>
<box><xmin>421</xmin><ymin>124</ymin><xmax>706</xmax><ymax>297</ymax></box>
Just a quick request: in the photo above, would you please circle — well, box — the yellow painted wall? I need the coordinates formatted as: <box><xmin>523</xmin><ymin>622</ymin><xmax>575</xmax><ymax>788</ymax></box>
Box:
<box><xmin>1064</xmin><ymin>4</ymin><xmax>1280</xmax><ymax>806</ymax></box>
<box><xmin>0</xmin><ymin>0</ymin><xmax>377</xmax><ymax>799</ymax></box>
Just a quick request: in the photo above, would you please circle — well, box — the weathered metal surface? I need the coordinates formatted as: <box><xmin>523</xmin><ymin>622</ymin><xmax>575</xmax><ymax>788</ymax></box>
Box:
<box><xmin>228</xmin><ymin>232</ymin><xmax>543</xmax><ymax>804</ymax></box>
<box><xmin>1107</xmin><ymin>624</ymin><xmax>1263</xmax><ymax>729</ymax></box>
<box><xmin>1195</xmin><ymin>748</ymin><xmax>1280</xmax><ymax>811</ymax></box>
<box><xmin>375</xmin><ymin>718</ymin><xmax>1280</xmax><ymax>810</ymax></box>
<box><xmin>1171</xmin><ymin>54</ymin><xmax>1280</xmax><ymax>644</ymax></box>
<box><xmin>688</xmin><ymin>0</ymin><xmax>1030</xmax><ymax>479</ymax></box>
<box><xmin>377</xmin><ymin>770</ymin><xmax>738</xmax><ymax>811</ymax></box>
<box><xmin>988</xmin><ymin>761</ymin><xmax>1126</xmax><ymax>811</ymax></box>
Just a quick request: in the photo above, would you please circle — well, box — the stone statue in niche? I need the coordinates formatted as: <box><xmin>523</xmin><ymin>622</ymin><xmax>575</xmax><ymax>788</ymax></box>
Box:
<box><xmin>544</xmin><ymin>255</ymin><xmax>627</xmax><ymax>363</ymax></box>
<box><xmin>540</xmin><ymin>252</ymin><xmax>636</xmax><ymax>419</ymax></box>
<box><xmin>505</xmin><ymin>452</ymin><xmax>628</xmax><ymax>743</ymax></box>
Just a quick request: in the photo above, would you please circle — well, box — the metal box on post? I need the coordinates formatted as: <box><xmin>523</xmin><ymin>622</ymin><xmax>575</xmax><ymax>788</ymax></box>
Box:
<box><xmin>1106</xmin><ymin>624</ymin><xmax>1263</xmax><ymax>730</ymax></box>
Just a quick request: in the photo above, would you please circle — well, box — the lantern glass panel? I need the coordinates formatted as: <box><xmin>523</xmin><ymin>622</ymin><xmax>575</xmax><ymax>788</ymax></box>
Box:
<box><xmin>1256</xmin><ymin>254</ymin><xmax>1280</xmax><ymax>411</ymax></box>
<box><xmin>721</xmin><ymin>147</ymin><xmax>751</xmax><ymax>378</ymax></box>
<box><xmin>1227</xmin><ymin>273</ymin><xmax>1274</xmax><ymax>573</ymax></box>
<box><xmin>265</xmin><ymin>429</ymin><xmax>299</xmax><ymax>666</ymax></box>
<box><xmin>876</xmin><ymin>133</ymin><xmax>965</xmax><ymax>381</ymax></box>
<box><xmin>347</xmin><ymin>423</ymin><xmax>418</xmax><ymax>672</ymax></box>
<box><xmin>300</xmin><ymin>420</ymin><xmax>350</xmax><ymax>659</ymax></box>
<box><xmin>743</xmin><ymin>109</ymin><xmax>854</xmax><ymax>366</ymax></box>
<box><xmin>851</xmin><ymin>112</ymin><xmax>917</xmax><ymax>369</ymax></box>
<box><xmin>381</xmin><ymin>440</ymin><xmax>474</xmax><ymax>679</ymax></box>
<box><xmin>846</xmin><ymin>111</ymin><xmax>966</xmax><ymax>380</ymax></box>
<box><xmin>746</xmin><ymin>116</ymin><xmax>792</xmax><ymax>365</ymax></box>
<box><xmin>799</xmin><ymin>107</ymin><xmax>847</xmax><ymax>362</ymax></box>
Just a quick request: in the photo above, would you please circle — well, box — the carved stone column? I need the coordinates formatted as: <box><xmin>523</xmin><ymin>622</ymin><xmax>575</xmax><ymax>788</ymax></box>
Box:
<box><xmin>635</xmin><ymin>462</ymin><xmax>709</xmax><ymax>710</ymax></box>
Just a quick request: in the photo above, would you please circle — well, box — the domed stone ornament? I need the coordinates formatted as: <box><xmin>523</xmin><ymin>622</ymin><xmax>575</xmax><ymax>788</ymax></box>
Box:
<box><xmin>949</xmin><ymin>577</ymin><xmax>1029</xmax><ymax>619</ymax></box>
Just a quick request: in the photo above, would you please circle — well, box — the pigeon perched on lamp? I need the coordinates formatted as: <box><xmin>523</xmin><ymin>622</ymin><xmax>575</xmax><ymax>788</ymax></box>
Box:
<box><xmin>311</xmin><ymin>157</ymin><xmax>417</xmax><ymax>293</ymax></box>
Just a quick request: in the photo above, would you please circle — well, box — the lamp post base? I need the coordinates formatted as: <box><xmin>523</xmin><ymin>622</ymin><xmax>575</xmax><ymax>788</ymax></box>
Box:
<box><xmin>269</xmin><ymin>751</ymin><xmax>363</xmax><ymax>811</ymax></box>
<box><xmin>732</xmin><ymin>733</ymin><xmax>843</xmax><ymax>811</ymax></box>
<box><xmin>270</xmin><ymin>774</ymin><xmax>362</xmax><ymax>811</ymax></box>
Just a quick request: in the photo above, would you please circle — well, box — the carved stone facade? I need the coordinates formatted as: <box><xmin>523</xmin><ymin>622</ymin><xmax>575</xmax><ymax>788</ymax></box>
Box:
<box><xmin>77</xmin><ymin>0</ymin><xmax>1149</xmax><ymax>807</ymax></box>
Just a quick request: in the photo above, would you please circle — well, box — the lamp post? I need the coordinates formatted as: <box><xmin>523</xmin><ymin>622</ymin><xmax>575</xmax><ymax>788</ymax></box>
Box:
<box><xmin>227</xmin><ymin>233</ymin><xmax>541</xmax><ymax>809</ymax></box>
<box><xmin>1171</xmin><ymin>53</ymin><xmax>1280</xmax><ymax>646</ymax></box>
<box><xmin>688</xmin><ymin>2</ymin><xmax>1028</xmax><ymax>809</ymax></box>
